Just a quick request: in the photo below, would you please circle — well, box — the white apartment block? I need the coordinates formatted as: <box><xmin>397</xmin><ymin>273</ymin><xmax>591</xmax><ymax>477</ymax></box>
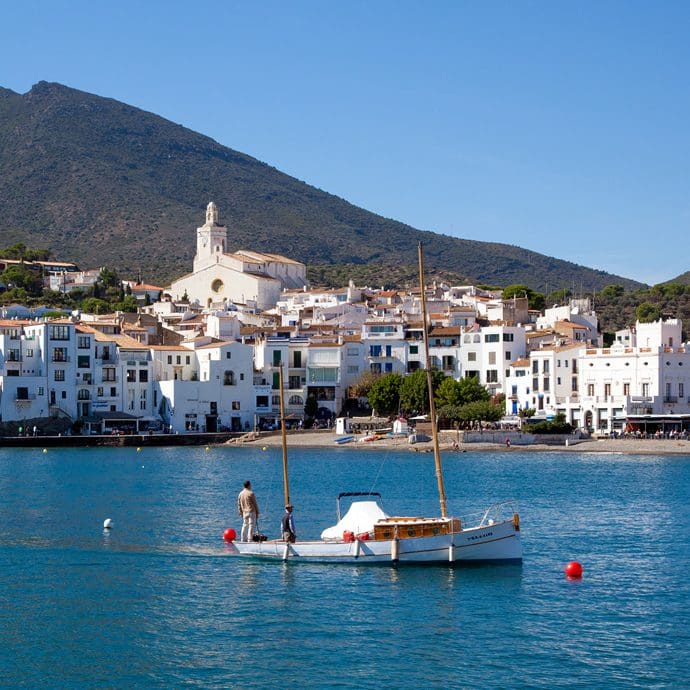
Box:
<box><xmin>579</xmin><ymin>319</ymin><xmax>690</xmax><ymax>432</ymax></box>
<box><xmin>505</xmin><ymin>343</ymin><xmax>586</xmax><ymax>422</ymax></box>
<box><xmin>361</xmin><ymin>321</ymin><xmax>408</xmax><ymax>376</ymax></box>
<box><xmin>460</xmin><ymin>325</ymin><xmax>527</xmax><ymax>397</ymax></box>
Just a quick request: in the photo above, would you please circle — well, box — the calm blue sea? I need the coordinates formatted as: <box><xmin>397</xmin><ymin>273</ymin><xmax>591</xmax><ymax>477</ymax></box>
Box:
<box><xmin>0</xmin><ymin>444</ymin><xmax>688</xmax><ymax>689</ymax></box>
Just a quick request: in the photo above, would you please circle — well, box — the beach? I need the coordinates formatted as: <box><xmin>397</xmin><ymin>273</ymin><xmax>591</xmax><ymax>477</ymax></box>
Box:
<box><xmin>244</xmin><ymin>429</ymin><xmax>690</xmax><ymax>455</ymax></box>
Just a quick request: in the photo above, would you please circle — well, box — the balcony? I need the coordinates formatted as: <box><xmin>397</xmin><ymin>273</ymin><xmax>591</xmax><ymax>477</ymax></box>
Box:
<box><xmin>15</xmin><ymin>394</ymin><xmax>36</xmax><ymax>402</ymax></box>
<box><xmin>52</xmin><ymin>356</ymin><xmax>70</xmax><ymax>363</ymax></box>
<box><xmin>663</xmin><ymin>396</ymin><xmax>678</xmax><ymax>404</ymax></box>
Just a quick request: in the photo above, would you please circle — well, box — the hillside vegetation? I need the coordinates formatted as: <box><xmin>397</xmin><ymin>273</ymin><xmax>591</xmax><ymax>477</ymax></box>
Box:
<box><xmin>0</xmin><ymin>81</ymin><xmax>646</xmax><ymax>291</ymax></box>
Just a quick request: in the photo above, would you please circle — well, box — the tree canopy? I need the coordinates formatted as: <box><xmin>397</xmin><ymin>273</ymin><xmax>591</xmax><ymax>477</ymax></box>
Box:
<box><xmin>367</xmin><ymin>373</ymin><xmax>403</xmax><ymax>416</ymax></box>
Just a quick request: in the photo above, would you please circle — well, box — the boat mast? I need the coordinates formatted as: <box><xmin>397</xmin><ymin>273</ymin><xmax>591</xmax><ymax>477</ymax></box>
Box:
<box><xmin>418</xmin><ymin>242</ymin><xmax>448</xmax><ymax>518</ymax></box>
<box><xmin>278</xmin><ymin>363</ymin><xmax>290</xmax><ymax>506</ymax></box>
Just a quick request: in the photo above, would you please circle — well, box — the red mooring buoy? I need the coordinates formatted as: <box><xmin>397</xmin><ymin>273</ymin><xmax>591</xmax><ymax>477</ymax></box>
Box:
<box><xmin>223</xmin><ymin>528</ymin><xmax>237</xmax><ymax>542</ymax></box>
<box><xmin>565</xmin><ymin>560</ymin><xmax>583</xmax><ymax>578</ymax></box>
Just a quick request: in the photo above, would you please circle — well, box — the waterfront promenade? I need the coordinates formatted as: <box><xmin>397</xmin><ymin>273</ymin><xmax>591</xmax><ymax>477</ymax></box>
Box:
<box><xmin>3</xmin><ymin>427</ymin><xmax>690</xmax><ymax>454</ymax></box>
<box><xmin>246</xmin><ymin>429</ymin><xmax>690</xmax><ymax>455</ymax></box>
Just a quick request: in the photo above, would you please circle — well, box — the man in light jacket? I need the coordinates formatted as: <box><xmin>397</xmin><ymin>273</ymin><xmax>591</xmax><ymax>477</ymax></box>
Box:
<box><xmin>237</xmin><ymin>480</ymin><xmax>260</xmax><ymax>542</ymax></box>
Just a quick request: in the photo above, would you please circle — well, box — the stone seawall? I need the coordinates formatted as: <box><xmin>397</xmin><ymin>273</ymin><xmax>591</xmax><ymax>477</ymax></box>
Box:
<box><xmin>0</xmin><ymin>432</ymin><xmax>236</xmax><ymax>448</ymax></box>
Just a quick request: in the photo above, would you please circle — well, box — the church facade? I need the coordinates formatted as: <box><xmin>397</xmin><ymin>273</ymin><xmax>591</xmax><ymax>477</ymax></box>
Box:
<box><xmin>168</xmin><ymin>203</ymin><xmax>307</xmax><ymax>311</ymax></box>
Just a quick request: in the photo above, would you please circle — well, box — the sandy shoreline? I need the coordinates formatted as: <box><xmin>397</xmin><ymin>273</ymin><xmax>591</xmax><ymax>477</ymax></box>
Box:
<box><xmin>238</xmin><ymin>430</ymin><xmax>690</xmax><ymax>455</ymax></box>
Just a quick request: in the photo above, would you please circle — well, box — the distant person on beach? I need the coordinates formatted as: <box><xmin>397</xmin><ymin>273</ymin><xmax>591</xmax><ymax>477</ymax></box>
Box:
<box><xmin>237</xmin><ymin>480</ymin><xmax>260</xmax><ymax>542</ymax></box>
<box><xmin>281</xmin><ymin>504</ymin><xmax>296</xmax><ymax>543</ymax></box>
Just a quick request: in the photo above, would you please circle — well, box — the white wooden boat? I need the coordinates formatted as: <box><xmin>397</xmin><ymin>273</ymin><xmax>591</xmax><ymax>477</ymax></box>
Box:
<box><xmin>227</xmin><ymin>243</ymin><xmax>522</xmax><ymax>565</ymax></box>
<box><xmin>228</xmin><ymin>493</ymin><xmax>521</xmax><ymax>563</ymax></box>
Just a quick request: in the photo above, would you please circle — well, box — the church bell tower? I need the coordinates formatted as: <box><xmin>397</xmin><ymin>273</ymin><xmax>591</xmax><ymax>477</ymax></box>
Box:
<box><xmin>194</xmin><ymin>202</ymin><xmax>228</xmax><ymax>272</ymax></box>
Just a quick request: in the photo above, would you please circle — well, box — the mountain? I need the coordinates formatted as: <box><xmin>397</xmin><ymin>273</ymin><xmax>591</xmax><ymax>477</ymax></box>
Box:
<box><xmin>664</xmin><ymin>271</ymin><xmax>690</xmax><ymax>285</ymax></box>
<box><xmin>0</xmin><ymin>81</ymin><xmax>645</xmax><ymax>291</ymax></box>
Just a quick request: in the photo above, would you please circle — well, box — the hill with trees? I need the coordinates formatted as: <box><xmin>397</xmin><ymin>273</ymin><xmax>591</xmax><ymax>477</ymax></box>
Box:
<box><xmin>0</xmin><ymin>81</ymin><xmax>646</xmax><ymax>292</ymax></box>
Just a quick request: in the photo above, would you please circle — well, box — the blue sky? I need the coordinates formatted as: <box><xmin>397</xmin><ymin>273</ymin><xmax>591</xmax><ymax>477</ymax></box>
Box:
<box><xmin>2</xmin><ymin>1</ymin><xmax>689</xmax><ymax>285</ymax></box>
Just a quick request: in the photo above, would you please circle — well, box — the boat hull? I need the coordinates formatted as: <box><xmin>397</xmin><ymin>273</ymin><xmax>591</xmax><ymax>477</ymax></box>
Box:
<box><xmin>227</xmin><ymin>518</ymin><xmax>521</xmax><ymax>564</ymax></box>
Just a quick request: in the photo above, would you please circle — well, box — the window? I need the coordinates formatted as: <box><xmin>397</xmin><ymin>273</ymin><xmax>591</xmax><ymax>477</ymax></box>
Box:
<box><xmin>127</xmin><ymin>370</ymin><xmax>136</xmax><ymax>382</ymax></box>
<box><xmin>16</xmin><ymin>387</ymin><xmax>29</xmax><ymax>400</ymax></box>
<box><xmin>385</xmin><ymin>363</ymin><xmax>393</xmax><ymax>372</ymax></box>
<box><xmin>52</xmin><ymin>348</ymin><xmax>68</xmax><ymax>362</ymax></box>
<box><xmin>77</xmin><ymin>355</ymin><xmax>90</xmax><ymax>368</ymax></box>
<box><xmin>369</xmin><ymin>345</ymin><xmax>382</xmax><ymax>357</ymax></box>
<box><xmin>232</xmin><ymin>401</ymin><xmax>241</xmax><ymax>410</ymax></box>
<box><xmin>110</xmin><ymin>387</ymin><xmax>117</xmax><ymax>397</ymax></box>
<box><xmin>309</xmin><ymin>368</ymin><xmax>338</xmax><ymax>383</ymax></box>
<box><xmin>533</xmin><ymin>377</ymin><xmax>539</xmax><ymax>392</ymax></box>
<box><xmin>186</xmin><ymin>356</ymin><xmax>190</xmax><ymax>365</ymax></box>
<box><xmin>506</xmin><ymin>351</ymin><xmax>512</xmax><ymax>361</ymax></box>
<box><xmin>385</xmin><ymin>345</ymin><xmax>392</xmax><ymax>357</ymax></box>
<box><xmin>272</xmin><ymin>395</ymin><xmax>281</xmax><ymax>406</ymax></box>
<box><xmin>224</xmin><ymin>370</ymin><xmax>236</xmax><ymax>386</ymax></box>
<box><xmin>176</xmin><ymin>356</ymin><xmax>181</xmax><ymax>365</ymax></box>
<box><xmin>54</xmin><ymin>370</ymin><xmax>65</xmax><ymax>382</ymax></box>
<box><xmin>557</xmin><ymin>377</ymin><xmax>561</xmax><ymax>386</ymax></box>
<box><xmin>347</xmin><ymin>347</ymin><xmax>359</xmax><ymax>356</ymax></box>
<box><xmin>680</xmin><ymin>383</ymin><xmax>685</xmax><ymax>398</ymax></box>
<box><xmin>409</xmin><ymin>345</ymin><xmax>418</xmax><ymax>355</ymax></box>
<box><xmin>256</xmin><ymin>395</ymin><xmax>269</xmax><ymax>408</ymax></box>
<box><xmin>543</xmin><ymin>361</ymin><xmax>550</xmax><ymax>374</ymax></box>
<box><xmin>543</xmin><ymin>378</ymin><xmax>550</xmax><ymax>392</ymax></box>
<box><xmin>488</xmin><ymin>352</ymin><xmax>496</xmax><ymax>365</ymax></box>
<box><xmin>139</xmin><ymin>370</ymin><xmax>148</xmax><ymax>383</ymax></box>
<box><xmin>486</xmin><ymin>370</ymin><xmax>498</xmax><ymax>383</ymax></box>
<box><xmin>77</xmin><ymin>389</ymin><xmax>90</xmax><ymax>400</ymax></box>
<box><xmin>623</xmin><ymin>383</ymin><xmax>630</xmax><ymax>396</ymax></box>
<box><xmin>288</xmin><ymin>395</ymin><xmax>303</xmax><ymax>405</ymax></box>
<box><xmin>7</xmin><ymin>348</ymin><xmax>20</xmax><ymax>361</ymax></box>
<box><xmin>272</xmin><ymin>350</ymin><xmax>282</xmax><ymax>366</ymax></box>
<box><xmin>103</xmin><ymin>368</ymin><xmax>116</xmax><ymax>382</ymax></box>
<box><xmin>467</xmin><ymin>352</ymin><xmax>476</xmax><ymax>362</ymax></box>
<box><xmin>557</xmin><ymin>359</ymin><xmax>561</xmax><ymax>367</ymax></box>
<box><xmin>38</xmin><ymin>387</ymin><xmax>44</xmax><ymax>396</ymax></box>
<box><xmin>294</xmin><ymin>351</ymin><xmax>302</xmax><ymax>368</ymax></box>
<box><xmin>49</xmin><ymin>325</ymin><xmax>70</xmax><ymax>340</ymax></box>
<box><xmin>587</xmin><ymin>384</ymin><xmax>595</xmax><ymax>396</ymax></box>
<box><xmin>572</xmin><ymin>377</ymin><xmax>578</xmax><ymax>392</ymax></box>
<box><xmin>503</xmin><ymin>333</ymin><xmax>514</xmax><ymax>342</ymax></box>
<box><xmin>532</xmin><ymin>361</ymin><xmax>539</xmax><ymax>374</ymax></box>
<box><xmin>97</xmin><ymin>387</ymin><xmax>104</xmax><ymax>396</ymax></box>
<box><xmin>371</xmin><ymin>363</ymin><xmax>382</xmax><ymax>374</ymax></box>
<box><xmin>26</xmin><ymin>348</ymin><xmax>33</xmax><ymax>358</ymax></box>
<box><xmin>347</xmin><ymin>365</ymin><xmax>359</xmax><ymax>374</ymax></box>
<box><xmin>484</xmin><ymin>334</ymin><xmax>499</xmax><ymax>343</ymax></box>
<box><xmin>140</xmin><ymin>400</ymin><xmax>147</xmax><ymax>410</ymax></box>
<box><xmin>77</xmin><ymin>336</ymin><xmax>90</xmax><ymax>349</ymax></box>
<box><xmin>61</xmin><ymin>391</ymin><xmax>66</xmax><ymax>399</ymax></box>
<box><xmin>226</xmin><ymin>352</ymin><xmax>232</xmax><ymax>359</ymax></box>
<box><xmin>167</xmin><ymin>355</ymin><xmax>172</xmax><ymax>364</ymax></box>
<box><xmin>642</xmin><ymin>383</ymin><xmax>649</xmax><ymax>396</ymax></box>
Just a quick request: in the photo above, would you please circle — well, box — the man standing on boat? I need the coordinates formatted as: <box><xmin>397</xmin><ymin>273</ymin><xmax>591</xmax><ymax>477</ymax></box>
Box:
<box><xmin>237</xmin><ymin>480</ymin><xmax>260</xmax><ymax>542</ymax></box>
<box><xmin>281</xmin><ymin>504</ymin><xmax>296</xmax><ymax>543</ymax></box>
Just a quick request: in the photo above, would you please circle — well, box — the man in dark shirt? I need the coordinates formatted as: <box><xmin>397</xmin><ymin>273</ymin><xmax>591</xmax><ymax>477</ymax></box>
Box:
<box><xmin>281</xmin><ymin>504</ymin><xmax>296</xmax><ymax>543</ymax></box>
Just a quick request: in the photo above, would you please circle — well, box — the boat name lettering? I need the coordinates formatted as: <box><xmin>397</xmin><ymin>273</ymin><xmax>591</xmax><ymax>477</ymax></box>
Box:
<box><xmin>467</xmin><ymin>532</ymin><xmax>493</xmax><ymax>541</ymax></box>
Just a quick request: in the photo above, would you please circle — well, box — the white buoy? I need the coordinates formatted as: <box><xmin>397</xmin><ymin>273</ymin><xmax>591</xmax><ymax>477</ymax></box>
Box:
<box><xmin>103</xmin><ymin>518</ymin><xmax>114</xmax><ymax>529</ymax></box>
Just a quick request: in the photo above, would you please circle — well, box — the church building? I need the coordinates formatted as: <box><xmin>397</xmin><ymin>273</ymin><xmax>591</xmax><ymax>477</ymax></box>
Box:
<box><xmin>168</xmin><ymin>203</ymin><xmax>307</xmax><ymax>311</ymax></box>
